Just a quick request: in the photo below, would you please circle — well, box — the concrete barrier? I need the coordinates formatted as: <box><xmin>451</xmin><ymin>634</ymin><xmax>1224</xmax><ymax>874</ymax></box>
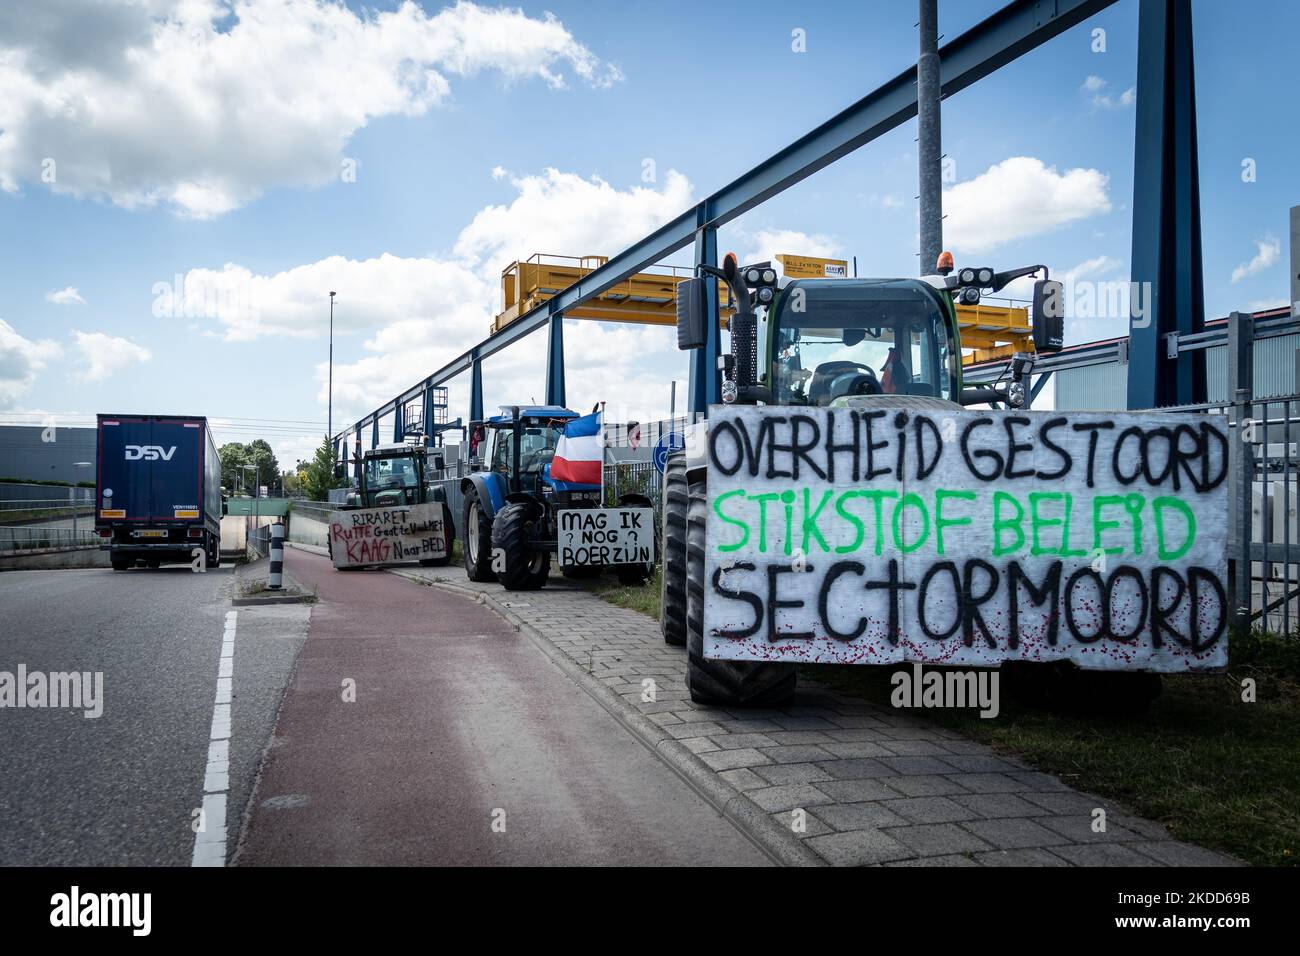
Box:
<box><xmin>288</xmin><ymin>502</ymin><xmax>333</xmax><ymax>549</ymax></box>
<box><xmin>0</xmin><ymin>546</ymin><xmax>110</xmax><ymax>572</ymax></box>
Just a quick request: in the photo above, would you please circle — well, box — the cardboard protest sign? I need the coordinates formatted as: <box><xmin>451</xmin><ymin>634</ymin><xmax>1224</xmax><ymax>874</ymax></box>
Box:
<box><xmin>557</xmin><ymin>507</ymin><xmax>654</xmax><ymax>567</ymax></box>
<box><xmin>702</xmin><ymin>405</ymin><xmax>1229</xmax><ymax>671</ymax></box>
<box><xmin>329</xmin><ymin>502</ymin><xmax>447</xmax><ymax>568</ymax></box>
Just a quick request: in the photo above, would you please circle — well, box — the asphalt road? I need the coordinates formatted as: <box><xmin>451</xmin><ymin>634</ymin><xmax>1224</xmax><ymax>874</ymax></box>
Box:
<box><xmin>237</xmin><ymin>547</ymin><xmax>770</xmax><ymax>866</ymax></box>
<box><xmin>0</xmin><ymin>564</ymin><xmax>307</xmax><ymax>865</ymax></box>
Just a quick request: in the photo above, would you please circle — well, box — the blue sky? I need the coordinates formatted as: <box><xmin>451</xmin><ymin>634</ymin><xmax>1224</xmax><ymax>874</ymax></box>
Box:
<box><xmin>0</xmin><ymin>0</ymin><xmax>1295</xmax><ymax>466</ymax></box>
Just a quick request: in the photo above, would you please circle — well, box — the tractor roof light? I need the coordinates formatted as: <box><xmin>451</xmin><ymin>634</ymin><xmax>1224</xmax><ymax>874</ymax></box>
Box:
<box><xmin>959</xmin><ymin>267</ymin><xmax>976</xmax><ymax>284</ymax></box>
<box><xmin>977</xmin><ymin>267</ymin><xmax>994</xmax><ymax>285</ymax></box>
<box><xmin>936</xmin><ymin>251</ymin><xmax>954</xmax><ymax>275</ymax></box>
<box><xmin>761</xmin><ymin>269</ymin><xmax>776</xmax><ymax>284</ymax></box>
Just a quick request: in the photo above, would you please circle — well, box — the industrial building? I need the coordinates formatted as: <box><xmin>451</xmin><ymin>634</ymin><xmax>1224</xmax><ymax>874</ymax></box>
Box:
<box><xmin>0</xmin><ymin>425</ymin><xmax>97</xmax><ymax>485</ymax></box>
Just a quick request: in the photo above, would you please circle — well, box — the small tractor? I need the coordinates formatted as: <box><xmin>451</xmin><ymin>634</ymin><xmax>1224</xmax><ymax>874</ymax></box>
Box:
<box><xmin>460</xmin><ymin>405</ymin><xmax>656</xmax><ymax>590</ymax></box>
<box><xmin>664</xmin><ymin>253</ymin><xmax>1066</xmax><ymax>706</ymax></box>
<box><xmin>330</xmin><ymin>438</ymin><xmax>456</xmax><ymax>568</ymax></box>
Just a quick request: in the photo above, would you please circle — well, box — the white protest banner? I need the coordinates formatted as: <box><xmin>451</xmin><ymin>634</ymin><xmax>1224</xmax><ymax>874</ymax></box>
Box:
<box><xmin>557</xmin><ymin>508</ymin><xmax>654</xmax><ymax>567</ymax></box>
<box><xmin>703</xmin><ymin>405</ymin><xmax>1229</xmax><ymax>671</ymax></box>
<box><xmin>329</xmin><ymin>502</ymin><xmax>447</xmax><ymax>568</ymax></box>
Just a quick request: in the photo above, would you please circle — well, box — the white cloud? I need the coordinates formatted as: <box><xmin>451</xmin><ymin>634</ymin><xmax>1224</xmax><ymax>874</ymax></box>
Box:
<box><xmin>740</xmin><ymin>228</ymin><xmax>842</xmax><ymax>266</ymax></box>
<box><xmin>72</xmin><ymin>330</ymin><xmax>151</xmax><ymax>382</ymax></box>
<box><xmin>1231</xmin><ymin>234</ymin><xmax>1280</xmax><ymax>283</ymax></box>
<box><xmin>45</xmin><ymin>286</ymin><xmax>86</xmax><ymax>305</ymax></box>
<box><xmin>1081</xmin><ymin>75</ymin><xmax>1135</xmax><ymax>110</ymax></box>
<box><xmin>179</xmin><ymin>165</ymin><xmax>696</xmax><ymax>426</ymax></box>
<box><xmin>943</xmin><ymin>157</ymin><xmax>1112</xmax><ymax>254</ymax></box>
<box><xmin>0</xmin><ymin>320</ymin><xmax>62</xmax><ymax>408</ymax></box>
<box><xmin>455</xmin><ymin>168</ymin><xmax>693</xmax><ymax>274</ymax></box>
<box><xmin>0</xmin><ymin>1</ymin><xmax>621</xmax><ymax>218</ymax></box>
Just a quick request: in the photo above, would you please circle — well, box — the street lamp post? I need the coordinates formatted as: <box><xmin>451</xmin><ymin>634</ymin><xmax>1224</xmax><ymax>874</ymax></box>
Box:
<box><xmin>328</xmin><ymin>291</ymin><xmax>336</xmax><ymax>446</ymax></box>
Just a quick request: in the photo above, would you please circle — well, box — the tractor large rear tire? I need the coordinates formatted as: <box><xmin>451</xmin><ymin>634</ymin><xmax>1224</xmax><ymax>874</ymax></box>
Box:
<box><xmin>463</xmin><ymin>485</ymin><xmax>496</xmax><ymax>582</ymax></box>
<box><xmin>492</xmin><ymin>501</ymin><xmax>550</xmax><ymax>591</ymax></box>
<box><xmin>660</xmin><ymin>450</ymin><xmax>688</xmax><ymax>646</ymax></box>
<box><xmin>685</xmin><ymin>477</ymin><xmax>796</xmax><ymax>706</ymax></box>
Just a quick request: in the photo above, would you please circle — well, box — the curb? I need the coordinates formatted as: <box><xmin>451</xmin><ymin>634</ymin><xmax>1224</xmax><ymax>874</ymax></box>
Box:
<box><xmin>392</xmin><ymin>570</ymin><xmax>825</xmax><ymax>868</ymax></box>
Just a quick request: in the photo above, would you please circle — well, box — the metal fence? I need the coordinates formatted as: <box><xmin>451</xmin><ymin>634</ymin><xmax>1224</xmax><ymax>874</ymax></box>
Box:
<box><xmin>0</xmin><ymin>527</ymin><xmax>100</xmax><ymax>552</ymax></box>
<box><xmin>1147</xmin><ymin>311</ymin><xmax>1300</xmax><ymax>635</ymax></box>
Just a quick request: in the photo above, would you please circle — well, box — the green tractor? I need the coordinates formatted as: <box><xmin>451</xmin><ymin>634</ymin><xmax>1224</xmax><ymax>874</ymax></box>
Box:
<box><xmin>330</xmin><ymin>439</ymin><xmax>456</xmax><ymax>568</ymax></box>
<box><xmin>663</xmin><ymin>253</ymin><xmax>1063</xmax><ymax>706</ymax></box>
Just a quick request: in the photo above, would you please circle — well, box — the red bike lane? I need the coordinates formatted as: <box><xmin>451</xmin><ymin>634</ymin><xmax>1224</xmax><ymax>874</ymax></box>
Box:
<box><xmin>234</xmin><ymin>546</ymin><xmax>769</xmax><ymax>866</ymax></box>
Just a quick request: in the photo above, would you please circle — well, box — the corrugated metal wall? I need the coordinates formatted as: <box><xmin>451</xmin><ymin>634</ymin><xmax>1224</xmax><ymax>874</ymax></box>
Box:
<box><xmin>1051</xmin><ymin>333</ymin><xmax>1299</xmax><ymax>410</ymax></box>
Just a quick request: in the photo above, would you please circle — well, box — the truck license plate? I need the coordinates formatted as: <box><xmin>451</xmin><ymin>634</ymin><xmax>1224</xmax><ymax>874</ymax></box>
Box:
<box><xmin>135</xmin><ymin>530</ymin><xmax>167</xmax><ymax>538</ymax></box>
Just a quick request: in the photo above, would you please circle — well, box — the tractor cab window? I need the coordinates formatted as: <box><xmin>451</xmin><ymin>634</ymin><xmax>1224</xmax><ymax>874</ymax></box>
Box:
<box><xmin>365</xmin><ymin>454</ymin><xmax>418</xmax><ymax>491</ymax></box>
<box><xmin>771</xmin><ymin>280</ymin><xmax>955</xmax><ymax>405</ymax></box>
<box><xmin>491</xmin><ymin>423</ymin><xmax>562</xmax><ymax>475</ymax></box>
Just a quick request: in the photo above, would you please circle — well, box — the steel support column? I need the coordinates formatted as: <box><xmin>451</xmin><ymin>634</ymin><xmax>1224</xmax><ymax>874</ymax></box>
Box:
<box><xmin>917</xmin><ymin>0</ymin><xmax>943</xmax><ymax>272</ymax></box>
<box><xmin>1127</xmin><ymin>0</ymin><xmax>1205</xmax><ymax>408</ymax></box>
<box><xmin>423</xmin><ymin>387</ymin><xmax>436</xmax><ymax>444</ymax></box>
<box><xmin>545</xmin><ymin>314</ymin><xmax>566</xmax><ymax>407</ymax></box>
<box><xmin>371</xmin><ymin>417</ymin><xmax>379</xmax><ymax>449</ymax></box>
<box><xmin>469</xmin><ymin>357</ymin><xmax>484</xmax><ymax>423</ymax></box>
<box><xmin>688</xmin><ymin>224</ymin><xmax>721</xmax><ymax>417</ymax></box>
<box><xmin>393</xmin><ymin>403</ymin><xmax>403</xmax><ymax>442</ymax></box>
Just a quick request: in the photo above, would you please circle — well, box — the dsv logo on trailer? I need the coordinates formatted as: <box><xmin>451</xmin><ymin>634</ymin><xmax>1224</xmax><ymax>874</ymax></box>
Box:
<box><xmin>124</xmin><ymin>445</ymin><xmax>177</xmax><ymax>461</ymax></box>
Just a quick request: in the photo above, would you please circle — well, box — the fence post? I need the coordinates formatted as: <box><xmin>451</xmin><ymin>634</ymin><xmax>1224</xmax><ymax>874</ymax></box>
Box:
<box><xmin>269</xmin><ymin>521</ymin><xmax>285</xmax><ymax>590</ymax></box>
<box><xmin>1226</xmin><ymin>311</ymin><xmax>1254</xmax><ymax>634</ymax></box>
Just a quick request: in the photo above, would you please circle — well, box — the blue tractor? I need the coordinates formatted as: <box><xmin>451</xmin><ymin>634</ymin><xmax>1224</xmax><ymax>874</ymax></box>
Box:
<box><xmin>459</xmin><ymin>405</ymin><xmax>656</xmax><ymax>590</ymax></box>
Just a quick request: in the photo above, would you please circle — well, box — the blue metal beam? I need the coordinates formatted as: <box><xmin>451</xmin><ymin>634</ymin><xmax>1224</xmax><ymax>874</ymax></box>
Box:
<box><xmin>1127</xmin><ymin>0</ymin><xmax>1205</xmax><ymax>408</ymax></box>
<box><xmin>545</xmin><ymin>315</ymin><xmax>566</xmax><ymax>407</ymax></box>
<box><xmin>688</xmin><ymin>224</ymin><xmax>720</xmax><ymax>415</ymax></box>
<box><xmin>336</xmin><ymin>0</ymin><xmax>1116</xmax><ymax>444</ymax></box>
<box><xmin>422</xmin><ymin>387</ymin><xmax>435</xmax><ymax>443</ymax></box>
<box><xmin>469</xmin><ymin>357</ymin><xmax>484</xmax><ymax>423</ymax></box>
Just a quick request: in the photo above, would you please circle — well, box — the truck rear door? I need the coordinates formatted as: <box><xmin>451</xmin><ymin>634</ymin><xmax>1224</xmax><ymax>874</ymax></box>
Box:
<box><xmin>98</xmin><ymin>418</ymin><xmax>204</xmax><ymax>520</ymax></box>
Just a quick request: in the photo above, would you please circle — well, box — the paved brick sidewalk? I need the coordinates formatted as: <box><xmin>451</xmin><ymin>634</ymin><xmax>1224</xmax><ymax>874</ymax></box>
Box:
<box><xmin>394</xmin><ymin>566</ymin><xmax>1239</xmax><ymax>868</ymax></box>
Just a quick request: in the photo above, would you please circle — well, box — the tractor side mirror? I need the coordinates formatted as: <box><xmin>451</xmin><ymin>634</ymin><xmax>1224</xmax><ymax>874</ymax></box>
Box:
<box><xmin>333</xmin><ymin>463</ymin><xmax>345</xmax><ymax>480</ymax></box>
<box><xmin>431</xmin><ymin>452</ymin><xmax>445</xmax><ymax>471</ymax></box>
<box><xmin>1032</xmin><ymin>279</ymin><xmax>1065</xmax><ymax>352</ymax></box>
<box><xmin>676</xmin><ymin>276</ymin><xmax>708</xmax><ymax>350</ymax></box>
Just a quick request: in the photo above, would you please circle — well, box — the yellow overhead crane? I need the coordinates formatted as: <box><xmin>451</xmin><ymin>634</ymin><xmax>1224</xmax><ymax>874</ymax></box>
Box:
<box><xmin>490</xmin><ymin>252</ymin><xmax>1035</xmax><ymax>364</ymax></box>
<box><xmin>491</xmin><ymin>254</ymin><xmax>731</xmax><ymax>334</ymax></box>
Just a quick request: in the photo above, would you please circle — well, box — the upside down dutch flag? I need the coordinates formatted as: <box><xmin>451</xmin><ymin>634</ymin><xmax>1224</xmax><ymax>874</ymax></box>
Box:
<box><xmin>551</xmin><ymin>410</ymin><xmax>603</xmax><ymax>484</ymax></box>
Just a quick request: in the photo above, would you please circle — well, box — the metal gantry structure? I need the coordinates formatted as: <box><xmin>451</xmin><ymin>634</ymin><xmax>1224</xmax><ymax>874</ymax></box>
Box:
<box><xmin>335</xmin><ymin>0</ymin><xmax>1207</xmax><ymax>462</ymax></box>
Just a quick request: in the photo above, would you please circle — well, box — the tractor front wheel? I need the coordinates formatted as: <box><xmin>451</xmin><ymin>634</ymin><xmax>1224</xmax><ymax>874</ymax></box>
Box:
<box><xmin>492</xmin><ymin>501</ymin><xmax>550</xmax><ymax>590</ymax></box>
<box><xmin>463</xmin><ymin>486</ymin><xmax>496</xmax><ymax>582</ymax></box>
<box><xmin>685</xmin><ymin>476</ymin><xmax>796</xmax><ymax>706</ymax></box>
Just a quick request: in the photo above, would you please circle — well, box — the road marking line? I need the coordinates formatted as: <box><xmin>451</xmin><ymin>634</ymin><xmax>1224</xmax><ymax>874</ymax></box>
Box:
<box><xmin>192</xmin><ymin>610</ymin><xmax>236</xmax><ymax>867</ymax></box>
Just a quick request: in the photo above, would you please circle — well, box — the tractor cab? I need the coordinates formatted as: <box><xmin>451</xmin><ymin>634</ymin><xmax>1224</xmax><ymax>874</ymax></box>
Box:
<box><xmin>346</xmin><ymin>440</ymin><xmax>446</xmax><ymax>510</ymax></box>
<box><xmin>766</xmin><ymin>277</ymin><xmax>961</xmax><ymax>405</ymax></box>
<box><xmin>469</xmin><ymin>406</ymin><xmax>600</xmax><ymax>499</ymax></box>
<box><xmin>676</xmin><ymin>253</ymin><xmax>1064</xmax><ymax>410</ymax></box>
